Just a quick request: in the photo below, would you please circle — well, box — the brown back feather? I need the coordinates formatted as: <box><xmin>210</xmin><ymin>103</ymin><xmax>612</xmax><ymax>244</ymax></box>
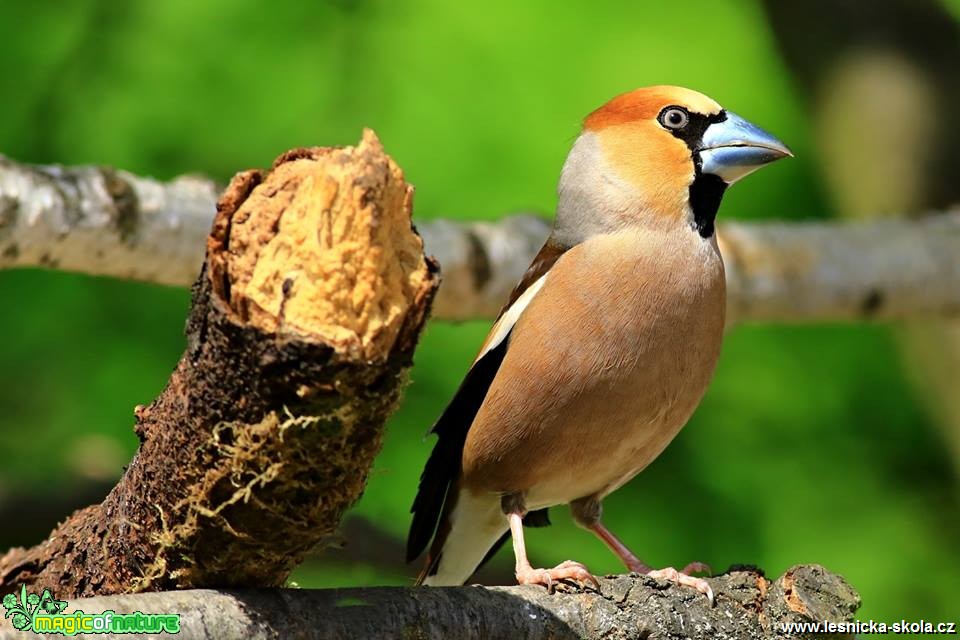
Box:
<box><xmin>498</xmin><ymin>238</ymin><xmax>567</xmax><ymax>318</ymax></box>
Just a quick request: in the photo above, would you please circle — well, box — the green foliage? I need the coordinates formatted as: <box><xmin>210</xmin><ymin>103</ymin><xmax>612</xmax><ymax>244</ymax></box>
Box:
<box><xmin>0</xmin><ymin>0</ymin><xmax>956</xmax><ymax>627</ymax></box>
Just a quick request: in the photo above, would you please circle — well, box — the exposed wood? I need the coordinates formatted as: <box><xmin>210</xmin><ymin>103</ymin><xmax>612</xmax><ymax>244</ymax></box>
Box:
<box><xmin>0</xmin><ymin>565</ymin><xmax>861</xmax><ymax>640</ymax></box>
<box><xmin>0</xmin><ymin>131</ymin><xmax>439</xmax><ymax>599</ymax></box>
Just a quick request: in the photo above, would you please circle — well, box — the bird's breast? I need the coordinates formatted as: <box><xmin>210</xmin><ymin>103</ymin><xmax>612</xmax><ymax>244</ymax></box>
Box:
<box><xmin>461</xmin><ymin>227</ymin><xmax>726</xmax><ymax>505</ymax></box>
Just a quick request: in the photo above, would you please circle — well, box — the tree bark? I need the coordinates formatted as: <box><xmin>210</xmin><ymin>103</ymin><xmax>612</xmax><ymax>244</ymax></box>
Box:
<box><xmin>0</xmin><ymin>566</ymin><xmax>860</xmax><ymax>640</ymax></box>
<box><xmin>0</xmin><ymin>153</ymin><xmax>217</xmax><ymax>286</ymax></box>
<box><xmin>1</xmin><ymin>154</ymin><xmax>957</xmax><ymax>324</ymax></box>
<box><xmin>0</xmin><ymin>131</ymin><xmax>439</xmax><ymax>599</ymax></box>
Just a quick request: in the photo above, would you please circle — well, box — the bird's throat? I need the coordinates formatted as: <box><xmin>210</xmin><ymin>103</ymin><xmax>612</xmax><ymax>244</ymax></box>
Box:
<box><xmin>688</xmin><ymin>172</ymin><xmax>727</xmax><ymax>238</ymax></box>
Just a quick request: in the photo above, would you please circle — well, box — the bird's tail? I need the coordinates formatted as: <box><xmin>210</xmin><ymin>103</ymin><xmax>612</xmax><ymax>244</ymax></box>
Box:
<box><xmin>417</xmin><ymin>489</ymin><xmax>508</xmax><ymax>586</ymax></box>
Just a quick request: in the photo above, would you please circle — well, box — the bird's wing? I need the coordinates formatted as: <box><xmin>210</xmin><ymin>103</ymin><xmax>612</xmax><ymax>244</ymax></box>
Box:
<box><xmin>406</xmin><ymin>239</ymin><xmax>566</xmax><ymax>566</ymax></box>
<box><xmin>498</xmin><ymin>239</ymin><xmax>568</xmax><ymax>319</ymax></box>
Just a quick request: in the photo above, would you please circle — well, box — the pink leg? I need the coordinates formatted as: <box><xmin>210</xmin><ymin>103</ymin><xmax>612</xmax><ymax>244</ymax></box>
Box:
<box><xmin>589</xmin><ymin>520</ymin><xmax>654</xmax><ymax>573</ymax></box>
<box><xmin>588</xmin><ymin>521</ymin><xmax>714</xmax><ymax>605</ymax></box>
<box><xmin>508</xmin><ymin>512</ymin><xmax>599</xmax><ymax>591</ymax></box>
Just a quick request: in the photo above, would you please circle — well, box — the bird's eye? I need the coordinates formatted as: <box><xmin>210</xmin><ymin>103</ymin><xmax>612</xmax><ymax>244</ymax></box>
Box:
<box><xmin>659</xmin><ymin>107</ymin><xmax>689</xmax><ymax>130</ymax></box>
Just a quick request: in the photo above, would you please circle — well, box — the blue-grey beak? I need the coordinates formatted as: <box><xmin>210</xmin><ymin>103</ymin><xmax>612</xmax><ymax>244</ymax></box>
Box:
<box><xmin>699</xmin><ymin>111</ymin><xmax>792</xmax><ymax>184</ymax></box>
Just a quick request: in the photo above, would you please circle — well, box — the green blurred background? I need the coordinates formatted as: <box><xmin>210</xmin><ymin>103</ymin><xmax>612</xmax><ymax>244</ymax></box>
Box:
<box><xmin>1</xmin><ymin>0</ymin><xmax>958</xmax><ymax>628</ymax></box>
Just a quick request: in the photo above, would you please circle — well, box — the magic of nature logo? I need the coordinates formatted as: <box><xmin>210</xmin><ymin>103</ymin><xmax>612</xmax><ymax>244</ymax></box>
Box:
<box><xmin>3</xmin><ymin>585</ymin><xmax>180</xmax><ymax>635</ymax></box>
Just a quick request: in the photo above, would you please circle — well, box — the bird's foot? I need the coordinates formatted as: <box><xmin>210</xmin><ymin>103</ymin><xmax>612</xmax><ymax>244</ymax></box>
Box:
<box><xmin>643</xmin><ymin>564</ymin><xmax>715</xmax><ymax>605</ymax></box>
<box><xmin>516</xmin><ymin>560</ymin><xmax>600</xmax><ymax>592</ymax></box>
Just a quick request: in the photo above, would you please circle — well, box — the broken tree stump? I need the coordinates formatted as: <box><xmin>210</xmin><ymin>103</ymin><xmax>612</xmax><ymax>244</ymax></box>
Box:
<box><xmin>0</xmin><ymin>130</ymin><xmax>439</xmax><ymax>598</ymax></box>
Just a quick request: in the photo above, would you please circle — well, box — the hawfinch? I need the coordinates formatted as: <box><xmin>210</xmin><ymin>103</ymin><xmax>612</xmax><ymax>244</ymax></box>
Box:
<box><xmin>407</xmin><ymin>86</ymin><xmax>791</xmax><ymax>602</ymax></box>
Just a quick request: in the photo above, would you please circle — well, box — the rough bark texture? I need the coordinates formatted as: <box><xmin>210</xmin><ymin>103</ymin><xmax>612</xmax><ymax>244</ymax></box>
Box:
<box><xmin>1</xmin><ymin>153</ymin><xmax>958</xmax><ymax>324</ymax></box>
<box><xmin>0</xmin><ymin>566</ymin><xmax>859</xmax><ymax>640</ymax></box>
<box><xmin>0</xmin><ymin>131</ymin><xmax>439</xmax><ymax>599</ymax></box>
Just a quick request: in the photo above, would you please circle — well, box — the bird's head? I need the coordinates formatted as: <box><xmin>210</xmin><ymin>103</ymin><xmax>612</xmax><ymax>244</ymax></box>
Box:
<box><xmin>555</xmin><ymin>85</ymin><xmax>791</xmax><ymax>243</ymax></box>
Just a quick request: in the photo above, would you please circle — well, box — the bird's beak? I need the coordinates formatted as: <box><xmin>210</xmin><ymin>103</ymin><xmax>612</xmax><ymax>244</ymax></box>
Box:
<box><xmin>698</xmin><ymin>111</ymin><xmax>792</xmax><ymax>184</ymax></box>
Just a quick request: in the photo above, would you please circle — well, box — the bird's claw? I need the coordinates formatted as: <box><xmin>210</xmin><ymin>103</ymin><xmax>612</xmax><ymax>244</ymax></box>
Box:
<box><xmin>516</xmin><ymin>560</ymin><xmax>600</xmax><ymax>592</ymax></box>
<box><xmin>646</xmin><ymin>566</ymin><xmax>715</xmax><ymax>606</ymax></box>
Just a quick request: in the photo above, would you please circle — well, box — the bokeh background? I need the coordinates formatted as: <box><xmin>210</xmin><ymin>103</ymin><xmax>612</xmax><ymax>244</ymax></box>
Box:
<box><xmin>1</xmin><ymin>0</ymin><xmax>958</xmax><ymax>627</ymax></box>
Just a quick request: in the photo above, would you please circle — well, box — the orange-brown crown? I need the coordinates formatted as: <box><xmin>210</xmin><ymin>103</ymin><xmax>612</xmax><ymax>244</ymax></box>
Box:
<box><xmin>584</xmin><ymin>85</ymin><xmax>722</xmax><ymax>131</ymax></box>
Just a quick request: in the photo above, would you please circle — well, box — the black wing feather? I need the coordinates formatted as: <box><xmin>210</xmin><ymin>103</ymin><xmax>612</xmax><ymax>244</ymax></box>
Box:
<box><xmin>406</xmin><ymin>333</ymin><xmax>512</xmax><ymax>562</ymax></box>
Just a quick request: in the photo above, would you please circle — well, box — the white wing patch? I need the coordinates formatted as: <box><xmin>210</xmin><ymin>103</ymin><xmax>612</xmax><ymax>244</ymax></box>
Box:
<box><xmin>475</xmin><ymin>273</ymin><xmax>548</xmax><ymax>362</ymax></box>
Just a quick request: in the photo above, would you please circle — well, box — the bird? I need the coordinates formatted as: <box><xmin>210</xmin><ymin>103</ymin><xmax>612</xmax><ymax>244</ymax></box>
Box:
<box><xmin>407</xmin><ymin>85</ymin><xmax>791</xmax><ymax>602</ymax></box>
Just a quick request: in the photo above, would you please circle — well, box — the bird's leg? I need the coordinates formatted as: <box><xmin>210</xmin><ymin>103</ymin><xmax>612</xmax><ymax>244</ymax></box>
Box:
<box><xmin>503</xmin><ymin>495</ymin><xmax>599</xmax><ymax>591</ymax></box>
<box><xmin>588</xmin><ymin>519</ymin><xmax>652</xmax><ymax>572</ymax></box>
<box><xmin>570</xmin><ymin>496</ymin><xmax>714</xmax><ymax>604</ymax></box>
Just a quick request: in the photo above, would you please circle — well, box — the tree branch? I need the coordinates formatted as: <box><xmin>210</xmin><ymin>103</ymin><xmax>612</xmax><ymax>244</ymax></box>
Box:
<box><xmin>0</xmin><ymin>154</ymin><xmax>217</xmax><ymax>287</ymax></box>
<box><xmin>0</xmin><ymin>566</ymin><xmax>860</xmax><ymax>640</ymax></box>
<box><xmin>1</xmin><ymin>154</ymin><xmax>956</xmax><ymax>323</ymax></box>
<box><xmin>0</xmin><ymin>132</ymin><xmax>439</xmax><ymax>598</ymax></box>
<box><xmin>718</xmin><ymin>213</ymin><xmax>960</xmax><ymax>323</ymax></box>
